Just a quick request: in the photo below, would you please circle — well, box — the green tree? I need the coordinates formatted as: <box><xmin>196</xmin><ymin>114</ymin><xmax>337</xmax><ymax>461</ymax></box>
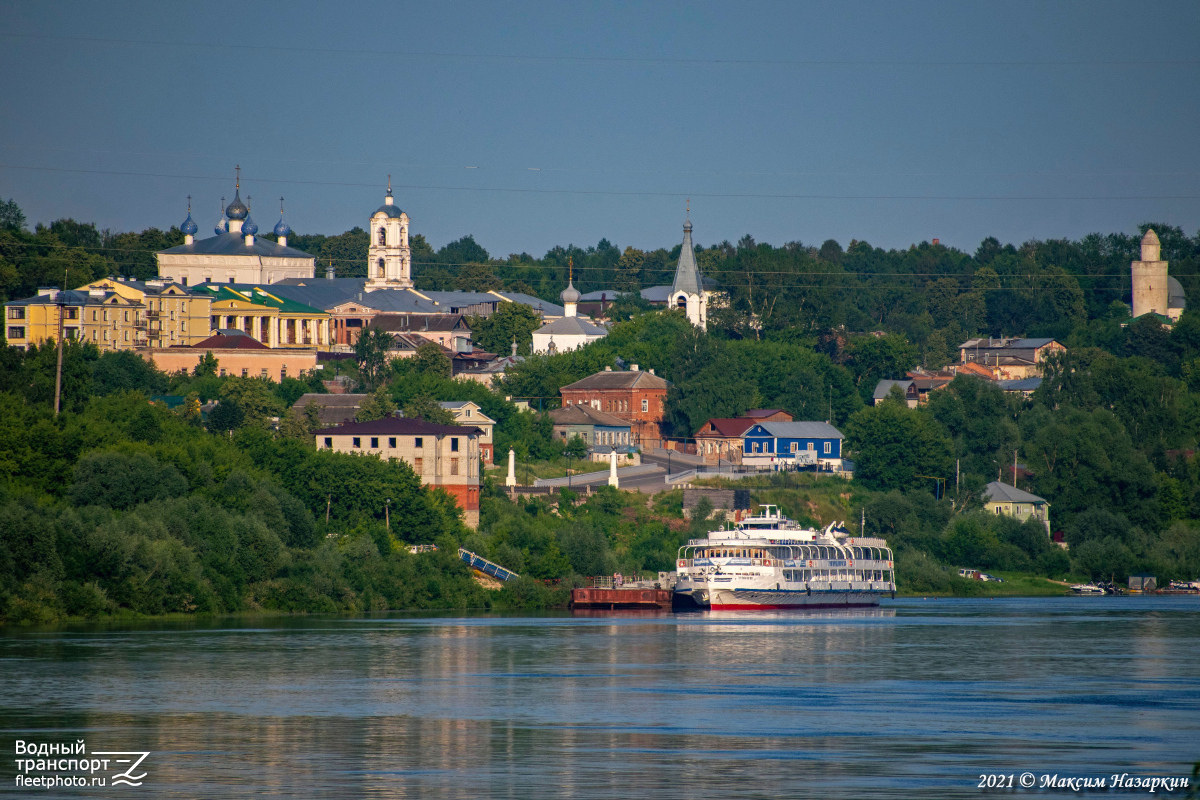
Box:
<box><xmin>564</xmin><ymin>434</ymin><xmax>588</xmax><ymax>459</ymax></box>
<box><xmin>411</xmin><ymin>341</ymin><xmax>452</xmax><ymax>379</ymax></box>
<box><xmin>402</xmin><ymin>393</ymin><xmax>457</xmax><ymax>425</ymax></box>
<box><xmin>844</xmin><ymin>397</ymin><xmax>954</xmax><ymax>493</ymax></box>
<box><xmin>194</xmin><ymin>351</ymin><xmax>218</xmax><ymax>377</ymax></box>
<box><xmin>218</xmin><ymin>378</ymin><xmax>284</xmax><ymax>426</ymax></box>
<box><xmin>355</xmin><ymin>327</ymin><xmax>394</xmax><ymax>391</ymax></box>
<box><xmin>356</xmin><ymin>386</ymin><xmax>397</xmax><ymax>422</ymax></box>
<box><xmin>845</xmin><ymin>334</ymin><xmax>919</xmax><ymax>403</ymax></box>
<box><xmin>467</xmin><ymin>302</ymin><xmax>541</xmax><ymax>356</ymax></box>
<box><xmin>615</xmin><ymin>246</ymin><xmax>645</xmax><ymax>292</ymax></box>
<box><xmin>0</xmin><ymin>198</ymin><xmax>26</xmax><ymax>231</ymax></box>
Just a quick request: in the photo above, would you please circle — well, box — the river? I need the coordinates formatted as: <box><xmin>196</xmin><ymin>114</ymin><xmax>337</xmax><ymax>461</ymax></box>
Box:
<box><xmin>2</xmin><ymin>597</ymin><xmax>1198</xmax><ymax>798</ymax></box>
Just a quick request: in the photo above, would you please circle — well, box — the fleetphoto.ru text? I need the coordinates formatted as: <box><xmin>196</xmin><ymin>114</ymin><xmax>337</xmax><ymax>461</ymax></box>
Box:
<box><xmin>14</xmin><ymin>739</ymin><xmax>150</xmax><ymax>789</ymax></box>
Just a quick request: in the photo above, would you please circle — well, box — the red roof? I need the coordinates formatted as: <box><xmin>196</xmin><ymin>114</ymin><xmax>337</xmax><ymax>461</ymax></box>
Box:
<box><xmin>742</xmin><ymin>408</ymin><xmax>792</xmax><ymax>420</ymax></box>
<box><xmin>695</xmin><ymin>418</ymin><xmax>755</xmax><ymax>438</ymax></box>
<box><xmin>189</xmin><ymin>331</ymin><xmax>269</xmax><ymax>350</ymax></box>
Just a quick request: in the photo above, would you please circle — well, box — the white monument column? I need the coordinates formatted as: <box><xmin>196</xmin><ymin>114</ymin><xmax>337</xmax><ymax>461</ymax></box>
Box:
<box><xmin>608</xmin><ymin>450</ymin><xmax>619</xmax><ymax>488</ymax></box>
<box><xmin>506</xmin><ymin>448</ymin><xmax>517</xmax><ymax>487</ymax></box>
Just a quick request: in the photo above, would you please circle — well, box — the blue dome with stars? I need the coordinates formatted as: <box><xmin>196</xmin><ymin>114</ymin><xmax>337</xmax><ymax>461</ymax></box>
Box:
<box><xmin>181</xmin><ymin>212</ymin><xmax>198</xmax><ymax>236</ymax></box>
<box><xmin>242</xmin><ymin>215</ymin><xmax>258</xmax><ymax>236</ymax></box>
<box><xmin>225</xmin><ymin>190</ymin><xmax>248</xmax><ymax>221</ymax></box>
<box><xmin>273</xmin><ymin>217</ymin><xmax>290</xmax><ymax>237</ymax></box>
<box><xmin>215</xmin><ymin>217</ymin><xmax>227</xmax><ymax>235</ymax></box>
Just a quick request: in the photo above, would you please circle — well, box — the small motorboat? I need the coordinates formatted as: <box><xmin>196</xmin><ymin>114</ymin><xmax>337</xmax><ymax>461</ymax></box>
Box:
<box><xmin>1070</xmin><ymin>583</ymin><xmax>1106</xmax><ymax>596</ymax></box>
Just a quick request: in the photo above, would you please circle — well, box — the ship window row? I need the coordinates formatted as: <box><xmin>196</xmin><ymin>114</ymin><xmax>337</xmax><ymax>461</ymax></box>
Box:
<box><xmin>784</xmin><ymin>569</ymin><xmax>893</xmax><ymax>582</ymax></box>
<box><xmin>690</xmin><ymin>545</ymin><xmax>892</xmax><ymax>561</ymax></box>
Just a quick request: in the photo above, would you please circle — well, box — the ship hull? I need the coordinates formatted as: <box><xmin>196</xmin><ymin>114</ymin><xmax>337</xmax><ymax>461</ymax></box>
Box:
<box><xmin>708</xmin><ymin>588</ymin><xmax>883</xmax><ymax>610</ymax></box>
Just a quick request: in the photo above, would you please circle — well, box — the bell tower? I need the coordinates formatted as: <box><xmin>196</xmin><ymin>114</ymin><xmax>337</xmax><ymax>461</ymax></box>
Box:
<box><xmin>365</xmin><ymin>176</ymin><xmax>412</xmax><ymax>291</ymax></box>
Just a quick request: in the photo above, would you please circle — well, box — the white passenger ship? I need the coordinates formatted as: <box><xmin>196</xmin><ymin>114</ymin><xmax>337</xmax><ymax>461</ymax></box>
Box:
<box><xmin>673</xmin><ymin>506</ymin><xmax>896</xmax><ymax>610</ymax></box>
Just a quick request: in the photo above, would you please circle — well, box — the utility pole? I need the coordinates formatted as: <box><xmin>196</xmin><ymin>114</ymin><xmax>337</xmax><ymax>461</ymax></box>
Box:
<box><xmin>326</xmin><ymin>494</ymin><xmax>331</xmax><ymax>523</ymax></box>
<box><xmin>1013</xmin><ymin>450</ymin><xmax>1018</xmax><ymax>487</ymax></box>
<box><xmin>956</xmin><ymin>459</ymin><xmax>960</xmax><ymax>492</ymax></box>
<box><xmin>861</xmin><ymin>506</ymin><xmax>865</xmax><ymax>536</ymax></box>
<box><xmin>385</xmin><ymin>498</ymin><xmax>391</xmax><ymax>533</ymax></box>
<box><xmin>53</xmin><ymin>266</ymin><xmax>67</xmax><ymax>416</ymax></box>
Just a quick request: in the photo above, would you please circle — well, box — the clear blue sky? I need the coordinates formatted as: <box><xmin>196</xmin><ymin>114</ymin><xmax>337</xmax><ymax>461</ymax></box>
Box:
<box><xmin>1</xmin><ymin>0</ymin><xmax>1198</xmax><ymax>257</ymax></box>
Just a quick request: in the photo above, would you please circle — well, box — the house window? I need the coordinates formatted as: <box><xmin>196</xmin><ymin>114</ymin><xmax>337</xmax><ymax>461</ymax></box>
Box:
<box><xmin>7</xmin><ymin>326</ymin><xmax>24</xmax><ymax>339</ymax></box>
<box><xmin>371</xmin><ymin>437</ymin><xmax>379</xmax><ymax>448</ymax></box>
<box><xmin>124</xmin><ymin>310</ymin><xmax>129</xmax><ymax>322</ymax></box>
<box><xmin>641</xmin><ymin>399</ymin><xmax>648</xmax><ymax>412</ymax></box>
<box><xmin>415</xmin><ymin>437</ymin><xmax>423</xmax><ymax>448</ymax></box>
<box><xmin>260</xmin><ymin>368</ymin><xmax>268</xmax><ymax>377</ymax></box>
<box><xmin>321</xmin><ymin>437</ymin><xmax>332</xmax><ymax>448</ymax></box>
<box><xmin>465</xmin><ymin>409</ymin><xmax>471</xmax><ymax>417</ymax></box>
<box><xmin>790</xmin><ymin>443</ymin><xmax>798</xmax><ymax>453</ymax></box>
<box><xmin>219</xmin><ymin>368</ymin><xmax>226</xmax><ymax>376</ymax></box>
<box><xmin>92</xmin><ymin>310</ymin><xmax>98</xmax><ymax>321</ymax></box>
<box><xmin>241</xmin><ymin>368</ymin><xmax>248</xmax><ymax>378</ymax></box>
<box><xmin>7</xmin><ymin>308</ymin><xmax>24</xmax><ymax>320</ymax></box>
<box><xmin>352</xmin><ymin>437</ymin><xmax>361</xmax><ymax>448</ymax></box>
<box><xmin>379</xmin><ymin>228</ymin><xmax>386</xmax><ymax>245</ymax></box>
<box><xmin>823</xmin><ymin>442</ymin><xmax>831</xmax><ymax>454</ymax></box>
<box><xmin>205</xmin><ymin>277</ymin><xmax>212</xmax><ymax>283</ymax></box>
<box><xmin>450</xmin><ymin>458</ymin><xmax>459</xmax><ymax>475</ymax></box>
<box><xmin>377</xmin><ymin>258</ymin><xmax>385</xmax><ymax>277</ymax></box>
<box><xmin>591</xmin><ymin>399</ymin><xmax>600</xmax><ymax>410</ymax></box>
<box><xmin>66</xmin><ymin>308</ymin><xmax>78</xmax><ymax>320</ymax></box>
<box><xmin>181</xmin><ymin>277</ymin><xmax>188</xmax><ymax>286</ymax></box>
<box><xmin>451</xmin><ymin>438</ymin><xmax>459</xmax><ymax>452</ymax></box>
<box><xmin>807</xmin><ymin>442</ymin><xmax>815</xmax><ymax>451</ymax></box>
<box><xmin>388</xmin><ymin>437</ymin><xmax>396</xmax><ymax>448</ymax></box>
<box><xmin>414</xmin><ymin>457</ymin><xmax>423</xmax><ymax>473</ymax></box>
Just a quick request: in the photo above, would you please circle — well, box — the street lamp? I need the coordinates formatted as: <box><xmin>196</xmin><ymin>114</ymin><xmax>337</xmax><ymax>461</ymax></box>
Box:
<box><xmin>385</xmin><ymin>498</ymin><xmax>391</xmax><ymax>533</ymax></box>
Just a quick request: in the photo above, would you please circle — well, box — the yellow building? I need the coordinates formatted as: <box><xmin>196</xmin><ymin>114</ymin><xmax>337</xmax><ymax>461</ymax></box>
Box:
<box><xmin>5</xmin><ymin>279</ymin><xmax>215</xmax><ymax>352</ymax></box>
<box><xmin>81</xmin><ymin>278</ymin><xmax>212</xmax><ymax>348</ymax></box>
<box><xmin>6</xmin><ymin>286</ymin><xmax>142</xmax><ymax>351</ymax></box>
<box><xmin>192</xmin><ymin>285</ymin><xmax>331</xmax><ymax>350</ymax></box>
<box><xmin>984</xmin><ymin>480</ymin><xmax>1051</xmax><ymax>537</ymax></box>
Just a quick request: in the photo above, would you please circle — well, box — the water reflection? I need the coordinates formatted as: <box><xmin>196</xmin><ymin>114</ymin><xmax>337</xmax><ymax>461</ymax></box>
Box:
<box><xmin>1</xmin><ymin>599</ymin><xmax>1198</xmax><ymax>799</ymax></box>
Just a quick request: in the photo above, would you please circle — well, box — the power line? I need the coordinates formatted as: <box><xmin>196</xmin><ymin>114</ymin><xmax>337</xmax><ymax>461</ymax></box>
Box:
<box><xmin>0</xmin><ymin>239</ymin><xmax>1165</xmax><ymax>278</ymax></box>
<box><xmin>7</xmin><ymin>142</ymin><xmax>1200</xmax><ymax>181</ymax></box>
<box><xmin>3</xmin><ymin>32</ymin><xmax>1196</xmax><ymax>68</ymax></box>
<box><xmin>5</xmin><ymin>163</ymin><xmax>1200</xmax><ymax>202</ymax></box>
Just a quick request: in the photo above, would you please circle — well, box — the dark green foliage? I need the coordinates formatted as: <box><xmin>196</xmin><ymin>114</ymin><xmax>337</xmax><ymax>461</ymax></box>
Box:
<box><xmin>467</xmin><ymin>301</ymin><xmax>541</xmax><ymax>356</ymax></box>
<box><xmin>70</xmin><ymin>451</ymin><xmax>189</xmax><ymax>509</ymax></box>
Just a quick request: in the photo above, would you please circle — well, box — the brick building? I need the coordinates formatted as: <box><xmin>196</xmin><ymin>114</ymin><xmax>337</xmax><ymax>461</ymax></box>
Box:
<box><xmin>559</xmin><ymin>366</ymin><xmax>669</xmax><ymax>449</ymax></box>
<box><xmin>313</xmin><ymin>417</ymin><xmax>483</xmax><ymax>528</ymax></box>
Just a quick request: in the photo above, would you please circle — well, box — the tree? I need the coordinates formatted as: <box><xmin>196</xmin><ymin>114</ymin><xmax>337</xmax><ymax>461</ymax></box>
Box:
<box><xmin>217</xmin><ymin>377</ymin><xmax>284</xmax><ymax>426</ymax></box>
<box><xmin>845</xmin><ymin>334</ymin><xmax>919</xmax><ymax>403</ymax></box>
<box><xmin>844</xmin><ymin>397</ymin><xmax>954</xmax><ymax>493</ymax></box>
<box><xmin>194</xmin><ymin>352</ymin><xmax>218</xmax><ymax>378</ymax></box>
<box><xmin>615</xmin><ymin>246</ymin><xmax>645</xmax><ymax>292</ymax></box>
<box><xmin>207</xmin><ymin>398</ymin><xmax>245</xmax><ymax>433</ymax></box>
<box><xmin>70</xmin><ymin>451</ymin><xmax>188</xmax><ymax>510</ymax></box>
<box><xmin>92</xmin><ymin>350</ymin><xmax>168</xmax><ymax>396</ymax></box>
<box><xmin>411</xmin><ymin>341</ymin><xmax>452</xmax><ymax>379</ymax></box>
<box><xmin>564</xmin><ymin>434</ymin><xmax>588</xmax><ymax>459</ymax></box>
<box><xmin>356</xmin><ymin>386</ymin><xmax>397</xmax><ymax>422</ymax></box>
<box><xmin>355</xmin><ymin>327</ymin><xmax>393</xmax><ymax>391</ymax></box>
<box><xmin>467</xmin><ymin>302</ymin><xmax>541</xmax><ymax>356</ymax></box>
<box><xmin>0</xmin><ymin>198</ymin><xmax>26</xmax><ymax>231</ymax></box>
<box><xmin>402</xmin><ymin>393</ymin><xmax>457</xmax><ymax>425</ymax></box>
<box><xmin>454</xmin><ymin>263</ymin><xmax>501</xmax><ymax>292</ymax></box>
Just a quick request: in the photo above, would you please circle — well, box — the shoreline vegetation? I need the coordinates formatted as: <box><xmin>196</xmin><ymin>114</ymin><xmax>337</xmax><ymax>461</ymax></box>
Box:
<box><xmin>3</xmin><ymin>204</ymin><xmax>1200</xmax><ymax>624</ymax></box>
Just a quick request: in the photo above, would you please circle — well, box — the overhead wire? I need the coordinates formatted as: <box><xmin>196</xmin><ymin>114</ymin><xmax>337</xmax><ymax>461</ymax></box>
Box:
<box><xmin>3</xmin><ymin>164</ymin><xmax>1199</xmax><ymax>202</ymax></box>
<box><xmin>3</xmin><ymin>32</ymin><xmax>1197</xmax><ymax>68</ymax></box>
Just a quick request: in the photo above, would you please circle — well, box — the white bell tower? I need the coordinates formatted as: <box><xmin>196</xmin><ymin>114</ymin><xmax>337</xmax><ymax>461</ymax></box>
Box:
<box><xmin>365</xmin><ymin>176</ymin><xmax>412</xmax><ymax>291</ymax></box>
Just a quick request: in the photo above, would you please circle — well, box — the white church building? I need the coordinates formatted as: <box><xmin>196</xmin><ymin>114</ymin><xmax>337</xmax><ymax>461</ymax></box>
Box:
<box><xmin>531</xmin><ymin>272</ymin><xmax>609</xmax><ymax>355</ymax></box>
<box><xmin>364</xmin><ymin>178</ymin><xmax>414</xmax><ymax>291</ymax></box>
<box><xmin>670</xmin><ymin>215</ymin><xmax>708</xmax><ymax>328</ymax></box>
<box><xmin>156</xmin><ymin>176</ymin><xmax>316</xmax><ymax>286</ymax></box>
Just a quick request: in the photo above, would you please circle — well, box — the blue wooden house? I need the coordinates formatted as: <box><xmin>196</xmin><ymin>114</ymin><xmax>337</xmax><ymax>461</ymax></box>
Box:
<box><xmin>742</xmin><ymin>421</ymin><xmax>846</xmax><ymax>471</ymax></box>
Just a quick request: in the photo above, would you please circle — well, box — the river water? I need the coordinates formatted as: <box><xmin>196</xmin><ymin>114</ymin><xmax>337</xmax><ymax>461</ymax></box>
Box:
<box><xmin>2</xmin><ymin>597</ymin><xmax>1198</xmax><ymax>798</ymax></box>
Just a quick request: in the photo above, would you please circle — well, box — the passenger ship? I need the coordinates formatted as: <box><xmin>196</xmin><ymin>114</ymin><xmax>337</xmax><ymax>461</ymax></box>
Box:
<box><xmin>673</xmin><ymin>506</ymin><xmax>896</xmax><ymax>610</ymax></box>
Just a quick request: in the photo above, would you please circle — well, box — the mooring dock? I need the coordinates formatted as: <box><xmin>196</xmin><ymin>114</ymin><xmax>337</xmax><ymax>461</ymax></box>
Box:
<box><xmin>570</xmin><ymin>587</ymin><xmax>673</xmax><ymax>610</ymax></box>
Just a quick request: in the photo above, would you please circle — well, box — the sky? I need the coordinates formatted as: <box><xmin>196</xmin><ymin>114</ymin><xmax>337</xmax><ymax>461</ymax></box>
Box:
<box><xmin>1</xmin><ymin>0</ymin><xmax>1199</xmax><ymax>258</ymax></box>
